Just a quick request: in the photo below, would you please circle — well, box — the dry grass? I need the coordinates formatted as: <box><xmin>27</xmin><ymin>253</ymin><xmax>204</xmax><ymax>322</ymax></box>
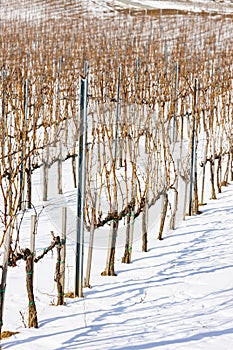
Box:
<box><xmin>1</xmin><ymin>331</ymin><xmax>20</xmax><ymax>339</ymax></box>
<box><xmin>64</xmin><ymin>292</ymin><xmax>75</xmax><ymax>299</ymax></box>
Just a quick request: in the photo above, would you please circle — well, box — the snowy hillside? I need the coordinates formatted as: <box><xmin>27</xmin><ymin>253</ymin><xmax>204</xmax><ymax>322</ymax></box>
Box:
<box><xmin>1</xmin><ymin>0</ymin><xmax>233</xmax><ymax>20</ymax></box>
<box><xmin>103</xmin><ymin>0</ymin><xmax>233</xmax><ymax>13</ymax></box>
<box><xmin>1</xmin><ymin>175</ymin><xmax>233</xmax><ymax>349</ymax></box>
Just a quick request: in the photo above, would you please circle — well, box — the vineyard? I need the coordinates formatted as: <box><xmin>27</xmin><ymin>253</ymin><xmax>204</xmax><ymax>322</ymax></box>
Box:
<box><xmin>0</xmin><ymin>0</ymin><xmax>233</xmax><ymax>340</ymax></box>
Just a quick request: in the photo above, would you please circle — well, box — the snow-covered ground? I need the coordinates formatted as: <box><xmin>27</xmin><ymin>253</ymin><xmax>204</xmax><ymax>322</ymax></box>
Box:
<box><xmin>103</xmin><ymin>0</ymin><xmax>233</xmax><ymax>13</ymax></box>
<box><xmin>2</xmin><ymin>172</ymin><xmax>233</xmax><ymax>349</ymax></box>
<box><xmin>1</xmin><ymin>0</ymin><xmax>233</xmax><ymax>21</ymax></box>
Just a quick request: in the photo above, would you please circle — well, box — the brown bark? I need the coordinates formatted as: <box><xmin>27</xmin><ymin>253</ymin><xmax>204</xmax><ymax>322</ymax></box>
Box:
<box><xmin>101</xmin><ymin>219</ymin><xmax>118</xmax><ymax>276</ymax></box>
<box><xmin>25</xmin><ymin>249</ymin><xmax>38</xmax><ymax>328</ymax></box>
<box><xmin>222</xmin><ymin>153</ymin><xmax>230</xmax><ymax>186</ymax></box>
<box><xmin>158</xmin><ymin>193</ymin><xmax>168</xmax><ymax>240</ymax></box>
<box><xmin>170</xmin><ymin>188</ymin><xmax>178</xmax><ymax>229</ymax></box>
<box><xmin>34</xmin><ymin>234</ymin><xmax>59</xmax><ymax>263</ymax></box>
<box><xmin>122</xmin><ymin>211</ymin><xmax>132</xmax><ymax>263</ymax></box>
<box><xmin>72</xmin><ymin>154</ymin><xmax>77</xmax><ymax>188</ymax></box>
<box><xmin>209</xmin><ymin>158</ymin><xmax>217</xmax><ymax>199</ymax></box>
<box><xmin>142</xmin><ymin>202</ymin><xmax>148</xmax><ymax>252</ymax></box>
<box><xmin>194</xmin><ymin>168</ymin><xmax>200</xmax><ymax>214</ymax></box>
<box><xmin>26</xmin><ymin>165</ymin><xmax>32</xmax><ymax>209</ymax></box>
<box><xmin>216</xmin><ymin>155</ymin><xmax>222</xmax><ymax>193</ymax></box>
<box><xmin>54</xmin><ymin>237</ymin><xmax>65</xmax><ymax>305</ymax></box>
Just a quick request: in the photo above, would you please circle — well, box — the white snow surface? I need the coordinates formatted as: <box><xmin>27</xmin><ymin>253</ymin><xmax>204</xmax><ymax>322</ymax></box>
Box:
<box><xmin>90</xmin><ymin>0</ymin><xmax>233</xmax><ymax>14</ymax></box>
<box><xmin>1</xmin><ymin>0</ymin><xmax>233</xmax><ymax>21</ymax></box>
<box><xmin>103</xmin><ymin>0</ymin><xmax>233</xmax><ymax>12</ymax></box>
<box><xmin>1</xmin><ymin>176</ymin><xmax>233</xmax><ymax>349</ymax></box>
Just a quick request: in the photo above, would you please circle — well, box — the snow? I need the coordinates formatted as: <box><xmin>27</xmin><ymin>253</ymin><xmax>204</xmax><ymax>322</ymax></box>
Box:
<box><xmin>1</xmin><ymin>0</ymin><xmax>233</xmax><ymax>21</ymax></box>
<box><xmin>92</xmin><ymin>0</ymin><xmax>233</xmax><ymax>14</ymax></box>
<box><xmin>1</xmin><ymin>169</ymin><xmax>233</xmax><ymax>349</ymax></box>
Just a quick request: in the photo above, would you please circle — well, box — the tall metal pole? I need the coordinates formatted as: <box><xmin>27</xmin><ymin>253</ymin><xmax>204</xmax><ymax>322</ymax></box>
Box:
<box><xmin>57</xmin><ymin>57</ymin><xmax>63</xmax><ymax>195</ymax></box>
<box><xmin>75</xmin><ymin>64</ymin><xmax>88</xmax><ymax>297</ymax></box>
<box><xmin>113</xmin><ymin>66</ymin><xmax>121</xmax><ymax>162</ymax></box>
<box><xmin>20</xmin><ymin>79</ymin><xmax>29</xmax><ymax>210</ymax></box>
<box><xmin>61</xmin><ymin>207</ymin><xmax>67</xmax><ymax>300</ymax></box>
<box><xmin>188</xmin><ymin>78</ymin><xmax>198</xmax><ymax>216</ymax></box>
<box><xmin>173</xmin><ymin>61</ymin><xmax>179</xmax><ymax>143</ymax></box>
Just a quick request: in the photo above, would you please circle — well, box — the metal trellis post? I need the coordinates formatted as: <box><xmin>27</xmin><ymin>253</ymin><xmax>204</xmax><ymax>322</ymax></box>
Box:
<box><xmin>75</xmin><ymin>63</ymin><xmax>88</xmax><ymax>297</ymax></box>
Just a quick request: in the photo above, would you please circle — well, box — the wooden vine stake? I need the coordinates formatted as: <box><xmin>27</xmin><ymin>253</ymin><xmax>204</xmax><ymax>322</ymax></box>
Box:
<box><xmin>170</xmin><ymin>161</ymin><xmax>179</xmax><ymax>230</ymax></box>
<box><xmin>101</xmin><ymin>211</ymin><xmax>118</xmax><ymax>276</ymax></box>
<box><xmin>182</xmin><ymin>178</ymin><xmax>189</xmax><ymax>221</ymax></box>
<box><xmin>55</xmin><ymin>236</ymin><xmax>63</xmax><ymax>305</ymax></box>
<box><xmin>200</xmin><ymin>140</ymin><xmax>208</xmax><ymax>205</ymax></box>
<box><xmin>142</xmin><ymin>198</ymin><xmax>149</xmax><ymax>252</ymax></box>
<box><xmin>61</xmin><ymin>207</ymin><xmax>67</xmax><ymax>303</ymax></box>
<box><xmin>222</xmin><ymin>152</ymin><xmax>230</xmax><ymax>186</ymax></box>
<box><xmin>158</xmin><ymin>193</ymin><xmax>168</xmax><ymax>240</ymax></box>
<box><xmin>209</xmin><ymin>156</ymin><xmax>217</xmax><ymax>200</ymax></box>
<box><xmin>55</xmin><ymin>208</ymin><xmax>67</xmax><ymax>305</ymax></box>
<box><xmin>27</xmin><ymin>215</ymin><xmax>38</xmax><ymax>328</ymax></box>
<box><xmin>58</xmin><ymin>142</ymin><xmax>63</xmax><ymax>195</ymax></box>
<box><xmin>43</xmin><ymin>148</ymin><xmax>49</xmax><ymax>202</ymax></box>
<box><xmin>122</xmin><ymin>206</ymin><xmax>135</xmax><ymax>263</ymax></box>
<box><xmin>122</xmin><ymin>210</ymin><xmax>133</xmax><ymax>263</ymax></box>
<box><xmin>122</xmin><ymin>183</ymin><xmax>136</xmax><ymax>264</ymax></box>
<box><xmin>84</xmin><ymin>192</ymin><xmax>97</xmax><ymax>288</ymax></box>
<box><xmin>26</xmin><ymin>248</ymin><xmax>38</xmax><ymax>328</ymax></box>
